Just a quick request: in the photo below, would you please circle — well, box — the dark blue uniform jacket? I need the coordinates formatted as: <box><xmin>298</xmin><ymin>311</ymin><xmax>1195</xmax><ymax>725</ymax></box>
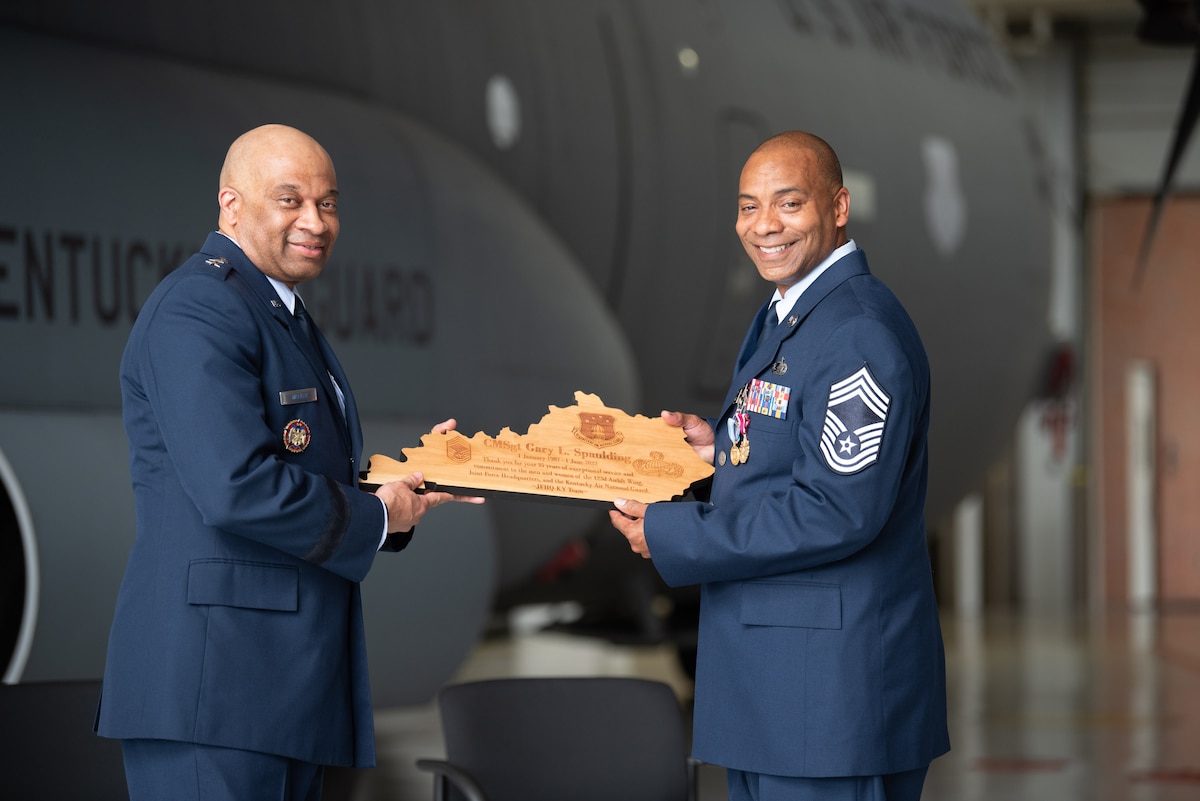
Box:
<box><xmin>97</xmin><ymin>232</ymin><xmax>403</xmax><ymax>767</ymax></box>
<box><xmin>646</xmin><ymin>248</ymin><xmax>950</xmax><ymax>777</ymax></box>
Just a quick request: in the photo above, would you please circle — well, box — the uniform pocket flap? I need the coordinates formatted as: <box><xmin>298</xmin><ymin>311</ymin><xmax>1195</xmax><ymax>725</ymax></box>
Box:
<box><xmin>187</xmin><ymin>560</ymin><xmax>299</xmax><ymax>611</ymax></box>
<box><xmin>740</xmin><ymin>580</ymin><xmax>842</xmax><ymax>629</ymax></box>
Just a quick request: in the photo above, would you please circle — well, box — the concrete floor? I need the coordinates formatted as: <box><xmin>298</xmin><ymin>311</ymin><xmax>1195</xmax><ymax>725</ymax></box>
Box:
<box><xmin>351</xmin><ymin>608</ymin><xmax>1200</xmax><ymax>801</ymax></box>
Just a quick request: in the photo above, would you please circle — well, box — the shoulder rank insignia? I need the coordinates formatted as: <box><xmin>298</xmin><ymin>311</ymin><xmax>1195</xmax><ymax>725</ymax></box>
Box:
<box><xmin>205</xmin><ymin>257</ymin><xmax>228</xmax><ymax>268</ymax></box>
<box><xmin>283</xmin><ymin>419</ymin><xmax>312</xmax><ymax>453</ymax></box>
<box><xmin>819</xmin><ymin>365</ymin><xmax>890</xmax><ymax>474</ymax></box>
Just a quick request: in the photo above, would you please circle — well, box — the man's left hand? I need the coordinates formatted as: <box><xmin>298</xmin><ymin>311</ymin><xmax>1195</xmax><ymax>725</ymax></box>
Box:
<box><xmin>609</xmin><ymin>498</ymin><xmax>652</xmax><ymax>558</ymax></box>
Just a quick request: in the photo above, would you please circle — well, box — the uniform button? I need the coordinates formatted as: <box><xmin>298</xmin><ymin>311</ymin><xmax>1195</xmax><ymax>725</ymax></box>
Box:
<box><xmin>718</xmin><ymin>450</ymin><xmax>727</xmax><ymax>466</ymax></box>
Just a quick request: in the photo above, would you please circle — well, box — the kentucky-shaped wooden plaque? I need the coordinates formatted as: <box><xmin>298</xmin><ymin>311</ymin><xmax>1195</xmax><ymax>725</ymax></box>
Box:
<box><xmin>365</xmin><ymin>391</ymin><xmax>714</xmax><ymax>506</ymax></box>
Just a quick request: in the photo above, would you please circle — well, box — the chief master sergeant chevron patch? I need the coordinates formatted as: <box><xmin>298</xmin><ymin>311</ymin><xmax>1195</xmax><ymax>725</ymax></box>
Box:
<box><xmin>819</xmin><ymin>365</ymin><xmax>890</xmax><ymax>474</ymax></box>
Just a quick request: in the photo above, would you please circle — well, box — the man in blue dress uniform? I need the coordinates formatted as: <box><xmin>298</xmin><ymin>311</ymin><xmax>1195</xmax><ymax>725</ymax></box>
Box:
<box><xmin>609</xmin><ymin>131</ymin><xmax>949</xmax><ymax>801</ymax></box>
<box><xmin>95</xmin><ymin>124</ymin><xmax>481</xmax><ymax>801</ymax></box>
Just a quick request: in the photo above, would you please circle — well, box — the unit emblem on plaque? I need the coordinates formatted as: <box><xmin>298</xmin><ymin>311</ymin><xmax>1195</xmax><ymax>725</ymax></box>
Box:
<box><xmin>573</xmin><ymin>412</ymin><xmax>624</xmax><ymax>448</ymax></box>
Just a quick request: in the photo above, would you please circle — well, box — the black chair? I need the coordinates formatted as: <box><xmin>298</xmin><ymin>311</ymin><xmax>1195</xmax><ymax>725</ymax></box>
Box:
<box><xmin>0</xmin><ymin>679</ymin><xmax>128</xmax><ymax>800</ymax></box>
<box><xmin>416</xmin><ymin>676</ymin><xmax>698</xmax><ymax>801</ymax></box>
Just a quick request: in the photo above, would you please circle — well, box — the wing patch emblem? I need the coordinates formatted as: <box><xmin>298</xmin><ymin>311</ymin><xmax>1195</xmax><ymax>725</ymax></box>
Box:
<box><xmin>820</xmin><ymin>365</ymin><xmax>890</xmax><ymax>475</ymax></box>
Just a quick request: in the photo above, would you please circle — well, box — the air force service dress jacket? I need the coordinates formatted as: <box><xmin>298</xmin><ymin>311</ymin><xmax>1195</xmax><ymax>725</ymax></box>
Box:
<box><xmin>97</xmin><ymin>232</ymin><xmax>403</xmax><ymax>767</ymax></box>
<box><xmin>644</xmin><ymin>248</ymin><xmax>950</xmax><ymax>778</ymax></box>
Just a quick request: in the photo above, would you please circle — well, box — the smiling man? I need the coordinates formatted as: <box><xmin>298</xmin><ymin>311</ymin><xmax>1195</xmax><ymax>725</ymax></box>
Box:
<box><xmin>736</xmin><ymin>132</ymin><xmax>849</xmax><ymax>291</ymax></box>
<box><xmin>219</xmin><ymin>125</ymin><xmax>340</xmax><ymax>287</ymax></box>
<box><xmin>609</xmin><ymin>131</ymin><xmax>949</xmax><ymax>801</ymax></box>
<box><xmin>95</xmin><ymin>124</ymin><xmax>480</xmax><ymax>801</ymax></box>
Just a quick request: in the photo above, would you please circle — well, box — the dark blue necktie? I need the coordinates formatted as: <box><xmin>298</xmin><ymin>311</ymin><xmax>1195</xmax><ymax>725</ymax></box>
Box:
<box><xmin>758</xmin><ymin>300</ymin><xmax>780</xmax><ymax>349</ymax></box>
<box><xmin>295</xmin><ymin>297</ymin><xmax>349</xmax><ymax>423</ymax></box>
<box><xmin>294</xmin><ymin>297</ymin><xmax>324</xmax><ymax>360</ymax></box>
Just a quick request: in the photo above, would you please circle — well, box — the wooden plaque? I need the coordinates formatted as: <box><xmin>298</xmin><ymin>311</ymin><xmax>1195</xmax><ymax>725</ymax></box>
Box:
<box><xmin>365</xmin><ymin>391</ymin><xmax>714</xmax><ymax>506</ymax></box>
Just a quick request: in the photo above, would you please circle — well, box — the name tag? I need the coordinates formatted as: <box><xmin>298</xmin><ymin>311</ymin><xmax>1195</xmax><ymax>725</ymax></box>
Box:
<box><xmin>279</xmin><ymin>387</ymin><xmax>318</xmax><ymax>406</ymax></box>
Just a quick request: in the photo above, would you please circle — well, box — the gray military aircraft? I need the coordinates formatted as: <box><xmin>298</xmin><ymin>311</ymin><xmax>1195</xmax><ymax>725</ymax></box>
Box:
<box><xmin>0</xmin><ymin>0</ymin><xmax>1051</xmax><ymax>706</ymax></box>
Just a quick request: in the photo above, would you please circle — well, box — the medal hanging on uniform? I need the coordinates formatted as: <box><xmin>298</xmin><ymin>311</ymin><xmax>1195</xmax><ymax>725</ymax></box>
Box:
<box><xmin>731</xmin><ymin>385</ymin><xmax>751</xmax><ymax>466</ymax></box>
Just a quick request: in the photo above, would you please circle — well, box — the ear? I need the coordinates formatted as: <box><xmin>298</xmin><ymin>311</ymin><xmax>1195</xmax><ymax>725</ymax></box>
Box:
<box><xmin>218</xmin><ymin>187</ymin><xmax>240</xmax><ymax>227</ymax></box>
<box><xmin>833</xmin><ymin>186</ymin><xmax>850</xmax><ymax>228</ymax></box>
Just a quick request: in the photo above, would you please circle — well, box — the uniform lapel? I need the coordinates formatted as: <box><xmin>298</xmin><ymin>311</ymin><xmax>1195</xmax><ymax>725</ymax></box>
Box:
<box><xmin>721</xmin><ymin>250</ymin><xmax>873</xmax><ymax>416</ymax></box>
<box><xmin>310</xmin><ymin>324</ymin><xmax>360</xmax><ymax>458</ymax></box>
<box><xmin>198</xmin><ymin>233</ymin><xmax>355</xmax><ymax>458</ymax></box>
<box><xmin>290</xmin><ymin>307</ymin><xmax>337</xmax><ymax>399</ymax></box>
<box><xmin>735</xmin><ymin>300</ymin><xmax>776</xmax><ymax>373</ymax></box>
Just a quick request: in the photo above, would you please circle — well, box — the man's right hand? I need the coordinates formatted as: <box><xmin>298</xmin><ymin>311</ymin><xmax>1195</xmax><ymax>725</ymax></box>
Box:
<box><xmin>375</xmin><ymin>471</ymin><xmax>484</xmax><ymax>533</ymax></box>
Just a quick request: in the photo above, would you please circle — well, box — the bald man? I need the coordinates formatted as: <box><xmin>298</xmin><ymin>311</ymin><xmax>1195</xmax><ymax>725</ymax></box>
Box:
<box><xmin>95</xmin><ymin>125</ymin><xmax>480</xmax><ymax>801</ymax></box>
<box><xmin>610</xmin><ymin>132</ymin><xmax>949</xmax><ymax>801</ymax></box>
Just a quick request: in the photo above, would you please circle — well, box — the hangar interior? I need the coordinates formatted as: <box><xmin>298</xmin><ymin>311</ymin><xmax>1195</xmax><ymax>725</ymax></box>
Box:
<box><xmin>4</xmin><ymin>2</ymin><xmax>1200</xmax><ymax>800</ymax></box>
<box><xmin>386</xmin><ymin>4</ymin><xmax>1200</xmax><ymax>801</ymax></box>
<box><xmin>366</xmin><ymin>5</ymin><xmax>1200</xmax><ymax>798</ymax></box>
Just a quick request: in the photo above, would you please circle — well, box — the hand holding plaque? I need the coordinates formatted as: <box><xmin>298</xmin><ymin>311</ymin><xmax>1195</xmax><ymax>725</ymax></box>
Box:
<box><xmin>366</xmin><ymin>392</ymin><xmax>714</xmax><ymax>505</ymax></box>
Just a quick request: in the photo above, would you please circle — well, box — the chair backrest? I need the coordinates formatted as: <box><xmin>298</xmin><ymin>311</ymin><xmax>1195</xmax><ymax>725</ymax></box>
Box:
<box><xmin>436</xmin><ymin>676</ymin><xmax>691</xmax><ymax>801</ymax></box>
<box><xmin>0</xmin><ymin>679</ymin><xmax>128</xmax><ymax>801</ymax></box>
